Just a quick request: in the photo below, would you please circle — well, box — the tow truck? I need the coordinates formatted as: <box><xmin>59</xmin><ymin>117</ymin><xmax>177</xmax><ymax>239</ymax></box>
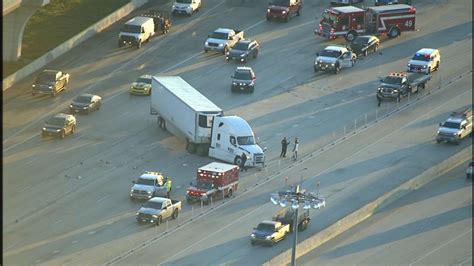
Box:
<box><xmin>376</xmin><ymin>72</ymin><xmax>430</xmax><ymax>106</ymax></box>
<box><xmin>315</xmin><ymin>4</ymin><xmax>416</xmax><ymax>41</ymax></box>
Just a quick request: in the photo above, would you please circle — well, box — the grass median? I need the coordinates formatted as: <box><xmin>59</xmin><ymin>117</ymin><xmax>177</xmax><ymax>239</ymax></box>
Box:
<box><xmin>3</xmin><ymin>0</ymin><xmax>130</xmax><ymax>78</ymax></box>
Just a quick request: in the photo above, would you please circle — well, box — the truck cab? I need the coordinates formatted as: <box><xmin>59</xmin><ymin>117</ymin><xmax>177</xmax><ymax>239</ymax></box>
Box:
<box><xmin>436</xmin><ymin>109</ymin><xmax>473</xmax><ymax>145</ymax></box>
<box><xmin>266</xmin><ymin>0</ymin><xmax>302</xmax><ymax>22</ymax></box>
<box><xmin>130</xmin><ymin>171</ymin><xmax>171</xmax><ymax>200</ymax></box>
<box><xmin>314</xmin><ymin>46</ymin><xmax>356</xmax><ymax>74</ymax></box>
<box><xmin>315</xmin><ymin>6</ymin><xmax>366</xmax><ymax>40</ymax></box>
<box><xmin>250</xmin><ymin>221</ymin><xmax>290</xmax><ymax>246</ymax></box>
<box><xmin>209</xmin><ymin>116</ymin><xmax>265</xmax><ymax>167</ymax></box>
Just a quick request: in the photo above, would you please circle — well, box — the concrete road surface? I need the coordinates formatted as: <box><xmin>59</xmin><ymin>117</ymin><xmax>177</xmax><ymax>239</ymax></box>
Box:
<box><xmin>2</xmin><ymin>0</ymin><xmax>472</xmax><ymax>265</ymax></box>
<box><xmin>299</xmin><ymin>160</ymin><xmax>473</xmax><ymax>266</ymax></box>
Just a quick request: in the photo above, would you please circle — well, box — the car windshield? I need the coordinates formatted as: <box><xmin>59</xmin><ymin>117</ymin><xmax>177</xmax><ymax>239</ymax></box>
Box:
<box><xmin>237</xmin><ymin>136</ymin><xmax>256</xmax><ymax>145</ymax></box>
<box><xmin>322</xmin><ymin>12</ymin><xmax>338</xmax><ymax>26</ymax></box>
<box><xmin>442</xmin><ymin>122</ymin><xmax>461</xmax><ymax>129</ymax></box>
<box><xmin>74</xmin><ymin>95</ymin><xmax>92</xmax><ymax>103</ymax></box>
<box><xmin>320</xmin><ymin>49</ymin><xmax>342</xmax><ymax>58</ymax></box>
<box><xmin>36</xmin><ymin>73</ymin><xmax>56</xmax><ymax>83</ymax></box>
<box><xmin>210</xmin><ymin>32</ymin><xmax>228</xmax><ymax>39</ymax></box>
<box><xmin>143</xmin><ymin>201</ymin><xmax>162</xmax><ymax>209</ymax></box>
<box><xmin>233</xmin><ymin>42</ymin><xmax>249</xmax><ymax>51</ymax></box>
<box><xmin>136</xmin><ymin>178</ymin><xmax>155</xmax><ymax>186</ymax></box>
<box><xmin>353</xmin><ymin>37</ymin><xmax>370</xmax><ymax>45</ymax></box>
<box><xmin>256</xmin><ymin>223</ymin><xmax>275</xmax><ymax>232</ymax></box>
<box><xmin>194</xmin><ymin>181</ymin><xmax>213</xmax><ymax>190</ymax></box>
<box><xmin>412</xmin><ymin>53</ymin><xmax>430</xmax><ymax>61</ymax></box>
<box><xmin>176</xmin><ymin>0</ymin><xmax>192</xmax><ymax>3</ymax></box>
<box><xmin>121</xmin><ymin>24</ymin><xmax>141</xmax><ymax>34</ymax></box>
<box><xmin>381</xmin><ymin>76</ymin><xmax>403</xmax><ymax>85</ymax></box>
<box><xmin>136</xmin><ymin>77</ymin><xmax>151</xmax><ymax>84</ymax></box>
<box><xmin>45</xmin><ymin>117</ymin><xmax>66</xmax><ymax>126</ymax></box>
<box><xmin>269</xmin><ymin>0</ymin><xmax>289</xmax><ymax>6</ymax></box>
<box><xmin>234</xmin><ymin>71</ymin><xmax>252</xmax><ymax>80</ymax></box>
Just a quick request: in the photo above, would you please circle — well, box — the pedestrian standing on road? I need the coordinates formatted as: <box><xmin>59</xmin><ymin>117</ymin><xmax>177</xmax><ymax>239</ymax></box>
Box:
<box><xmin>292</xmin><ymin>137</ymin><xmax>299</xmax><ymax>161</ymax></box>
<box><xmin>165</xmin><ymin>177</ymin><xmax>172</xmax><ymax>198</ymax></box>
<box><xmin>240</xmin><ymin>153</ymin><xmax>248</xmax><ymax>172</ymax></box>
<box><xmin>280</xmin><ymin>137</ymin><xmax>290</xmax><ymax>157</ymax></box>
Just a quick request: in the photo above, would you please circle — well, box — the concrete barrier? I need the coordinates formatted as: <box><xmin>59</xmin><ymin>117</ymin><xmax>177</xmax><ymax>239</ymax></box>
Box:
<box><xmin>265</xmin><ymin>146</ymin><xmax>472</xmax><ymax>266</ymax></box>
<box><xmin>2</xmin><ymin>0</ymin><xmax>149</xmax><ymax>91</ymax></box>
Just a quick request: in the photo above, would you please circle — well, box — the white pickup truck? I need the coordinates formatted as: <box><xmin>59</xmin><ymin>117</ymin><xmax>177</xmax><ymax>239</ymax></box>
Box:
<box><xmin>136</xmin><ymin>197</ymin><xmax>181</xmax><ymax>226</ymax></box>
<box><xmin>204</xmin><ymin>28</ymin><xmax>245</xmax><ymax>54</ymax></box>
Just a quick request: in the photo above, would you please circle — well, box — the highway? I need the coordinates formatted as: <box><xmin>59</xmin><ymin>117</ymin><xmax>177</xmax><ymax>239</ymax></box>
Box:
<box><xmin>2</xmin><ymin>0</ymin><xmax>472</xmax><ymax>265</ymax></box>
<box><xmin>298</xmin><ymin>160</ymin><xmax>473</xmax><ymax>266</ymax></box>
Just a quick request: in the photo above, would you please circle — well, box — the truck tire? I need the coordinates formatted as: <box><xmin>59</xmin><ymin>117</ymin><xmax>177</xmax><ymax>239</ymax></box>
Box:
<box><xmin>345</xmin><ymin>30</ymin><xmax>357</xmax><ymax>42</ymax></box>
<box><xmin>223</xmin><ymin>46</ymin><xmax>229</xmax><ymax>55</ymax></box>
<box><xmin>234</xmin><ymin>156</ymin><xmax>243</xmax><ymax>167</ymax></box>
<box><xmin>196</xmin><ymin>144</ymin><xmax>208</xmax><ymax>156</ymax></box>
<box><xmin>226</xmin><ymin>189</ymin><xmax>233</xmax><ymax>198</ymax></box>
<box><xmin>435</xmin><ymin>61</ymin><xmax>440</xmax><ymax>71</ymax></box>
<box><xmin>137</xmin><ymin>41</ymin><xmax>142</xmax><ymax>49</ymax></box>
<box><xmin>71</xmin><ymin>125</ymin><xmax>75</xmax><ymax>135</ymax></box>
<box><xmin>172</xmin><ymin>209</ymin><xmax>178</xmax><ymax>219</ymax></box>
<box><xmin>187</xmin><ymin>142</ymin><xmax>197</xmax><ymax>154</ymax></box>
<box><xmin>388</xmin><ymin>27</ymin><xmax>400</xmax><ymax>39</ymax></box>
<box><xmin>285</xmin><ymin>15</ymin><xmax>290</xmax><ymax>23</ymax></box>
<box><xmin>297</xmin><ymin>7</ymin><xmax>301</xmax><ymax>16</ymax></box>
<box><xmin>334</xmin><ymin>64</ymin><xmax>341</xmax><ymax>74</ymax></box>
<box><xmin>60</xmin><ymin>130</ymin><xmax>65</xmax><ymax>139</ymax></box>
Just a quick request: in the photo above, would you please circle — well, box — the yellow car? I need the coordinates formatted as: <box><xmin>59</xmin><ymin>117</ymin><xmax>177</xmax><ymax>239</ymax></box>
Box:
<box><xmin>130</xmin><ymin>75</ymin><xmax>152</xmax><ymax>95</ymax></box>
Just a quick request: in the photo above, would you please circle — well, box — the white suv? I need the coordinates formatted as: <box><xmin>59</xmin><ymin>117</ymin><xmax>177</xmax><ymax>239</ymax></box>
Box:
<box><xmin>407</xmin><ymin>48</ymin><xmax>441</xmax><ymax>74</ymax></box>
<box><xmin>172</xmin><ymin>0</ymin><xmax>202</xmax><ymax>16</ymax></box>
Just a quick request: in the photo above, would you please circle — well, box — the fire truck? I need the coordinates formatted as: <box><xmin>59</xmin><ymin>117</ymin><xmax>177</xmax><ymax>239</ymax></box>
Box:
<box><xmin>315</xmin><ymin>4</ymin><xmax>416</xmax><ymax>42</ymax></box>
<box><xmin>186</xmin><ymin>162</ymin><xmax>239</xmax><ymax>204</ymax></box>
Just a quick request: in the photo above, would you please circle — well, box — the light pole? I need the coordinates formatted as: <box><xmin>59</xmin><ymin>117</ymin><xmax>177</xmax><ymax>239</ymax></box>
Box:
<box><xmin>270</xmin><ymin>184</ymin><xmax>326</xmax><ymax>266</ymax></box>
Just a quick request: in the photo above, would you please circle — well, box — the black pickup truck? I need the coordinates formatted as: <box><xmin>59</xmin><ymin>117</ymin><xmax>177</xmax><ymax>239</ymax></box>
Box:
<box><xmin>32</xmin><ymin>69</ymin><xmax>70</xmax><ymax>97</ymax></box>
<box><xmin>377</xmin><ymin>72</ymin><xmax>431</xmax><ymax>106</ymax></box>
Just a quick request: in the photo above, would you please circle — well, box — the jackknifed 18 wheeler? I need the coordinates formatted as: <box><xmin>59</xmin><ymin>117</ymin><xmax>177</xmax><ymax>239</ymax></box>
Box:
<box><xmin>150</xmin><ymin>76</ymin><xmax>265</xmax><ymax>167</ymax></box>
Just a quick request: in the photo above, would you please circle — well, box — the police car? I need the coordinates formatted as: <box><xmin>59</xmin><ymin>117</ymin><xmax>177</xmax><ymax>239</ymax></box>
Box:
<box><xmin>407</xmin><ymin>48</ymin><xmax>441</xmax><ymax>74</ymax></box>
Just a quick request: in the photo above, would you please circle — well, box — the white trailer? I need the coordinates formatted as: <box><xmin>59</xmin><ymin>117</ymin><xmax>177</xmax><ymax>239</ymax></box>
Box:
<box><xmin>150</xmin><ymin>76</ymin><xmax>265</xmax><ymax>167</ymax></box>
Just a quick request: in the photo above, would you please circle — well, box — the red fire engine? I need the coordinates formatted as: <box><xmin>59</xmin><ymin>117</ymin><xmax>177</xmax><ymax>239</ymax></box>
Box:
<box><xmin>315</xmin><ymin>4</ymin><xmax>416</xmax><ymax>41</ymax></box>
<box><xmin>186</xmin><ymin>162</ymin><xmax>239</xmax><ymax>204</ymax></box>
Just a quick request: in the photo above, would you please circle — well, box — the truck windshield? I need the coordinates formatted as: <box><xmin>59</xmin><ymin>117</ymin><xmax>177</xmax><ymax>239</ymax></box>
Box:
<box><xmin>210</xmin><ymin>32</ymin><xmax>228</xmax><ymax>40</ymax></box>
<box><xmin>269</xmin><ymin>0</ymin><xmax>290</xmax><ymax>6</ymax></box>
<box><xmin>194</xmin><ymin>181</ymin><xmax>213</xmax><ymax>190</ymax></box>
<box><xmin>176</xmin><ymin>0</ymin><xmax>192</xmax><ymax>3</ymax></box>
<box><xmin>45</xmin><ymin>117</ymin><xmax>66</xmax><ymax>126</ymax></box>
<box><xmin>143</xmin><ymin>201</ymin><xmax>162</xmax><ymax>209</ymax></box>
<box><xmin>381</xmin><ymin>76</ymin><xmax>402</xmax><ymax>85</ymax></box>
<box><xmin>322</xmin><ymin>12</ymin><xmax>338</xmax><ymax>26</ymax></box>
<box><xmin>238</xmin><ymin>136</ymin><xmax>255</xmax><ymax>145</ymax></box>
<box><xmin>136</xmin><ymin>178</ymin><xmax>155</xmax><ymax>186</ymax></box>
<box><xmin>442</xmin><ymin>122</ymin><xmax>461</xmax><ymax>129</ymax></box>
<box><xmin>36</xmin><ymin>73</ymin><xmax>56</xmax><ymax>84</ymax></box>
<box><xmin>256</xmin><ymin>223</ymin><xmax>275</xmax><ymax>232</ymax></box>
<box><xmin>121</xmin><ymin>24</ymin><xmax>141</xmax><ymax>34</ymax></box>
<box><xmin>412</xmin><ymin>53</ymin><xmax>430</xmax><ymax>61</ymax></box>
<box><xmin>320</xmin><ymin>49</ymin><xmax>342</xmax><ymax>58</ymax></box>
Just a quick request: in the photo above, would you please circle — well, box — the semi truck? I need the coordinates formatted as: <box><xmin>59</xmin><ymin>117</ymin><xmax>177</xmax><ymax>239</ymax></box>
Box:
<box><xmin>186</xmin><ymin>162</ymin><xmax>239</xmax><ymax>204</ymax></box>
<box><xmin>150</xmin><ymin>76</ymin><xmax>265</xmax><ymax>167</ymax></box>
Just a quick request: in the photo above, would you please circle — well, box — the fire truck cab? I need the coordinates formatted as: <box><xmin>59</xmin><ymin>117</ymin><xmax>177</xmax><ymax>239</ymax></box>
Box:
<box><xmin>315</xmin><ymin>4</ymin><xmax>416</xmax><ymax>42</ymax></box>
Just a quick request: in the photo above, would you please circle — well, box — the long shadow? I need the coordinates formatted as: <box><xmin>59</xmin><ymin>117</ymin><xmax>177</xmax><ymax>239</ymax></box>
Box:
<box><xmin>323</xmin><ymin>204</ymin><xmax>472</xmax><ymax>258</ymax></box>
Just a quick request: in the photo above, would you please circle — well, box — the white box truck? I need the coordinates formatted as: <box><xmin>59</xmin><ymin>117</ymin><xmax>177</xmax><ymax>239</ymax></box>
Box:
<box><xmin>150</xmin><ymin>76</ymin><xmax>265</xmax><ymax>167</ymax></box>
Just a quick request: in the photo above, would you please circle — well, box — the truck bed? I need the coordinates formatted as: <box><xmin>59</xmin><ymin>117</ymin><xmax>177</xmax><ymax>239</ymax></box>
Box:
<box><xmin>407</xmin><ymin>72</ymin><xmax>431</xmax><ymax>86</ymax></box>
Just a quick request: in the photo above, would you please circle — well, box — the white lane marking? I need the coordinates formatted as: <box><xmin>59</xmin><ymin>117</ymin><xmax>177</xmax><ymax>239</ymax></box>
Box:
<box><xmin>4</xmin><ymin>133</ymin><xmax>40</xmax><ymax>153</ymax></box>
<box><xmin>162</xmin><ymin>205</ymin><xmax>263</xmax><ymax>264</ymax></box>
<box><xmin>96</xmin><ymin>195</ymin><xmax>109</xmax><ymax>203</ymax></box>
<box><xmin>409</xmin><ymin>228</ymin><xmax>473</xmax><ymax>266</ymax></box>
<box><xmin>20</xmin><ymin>185</ymin><xmax>31</xmax><ymax>193</ymax></box>
<box><xmin>54</xmin><ymin>219</ymin><xmax>63</xmax><ymax>225</ymax></box>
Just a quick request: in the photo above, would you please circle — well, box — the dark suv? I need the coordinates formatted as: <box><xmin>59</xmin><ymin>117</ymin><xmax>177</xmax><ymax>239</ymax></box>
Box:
<box><xmin>42</xmin><ymin>113</ymin><xmax>76</xmax><ymax>139</ymax></box>
<box><xmin>226</xmin><ymin>39</ymin><xmax>260</xmax><ymax>63</ymax></box>
<box><xmin>32</xmin><ymin>70</ymin><xmax>70</xmax><ymax>97</ymax></box>
<box><xmin>266</xmin><ymin>0</ymin><xmax>302</xmax><ymax>22</ymax></box>
<box><xmin>231</xmin><ymin>67</ymin><xmax>256</xmax><ymax>93</ymax></box>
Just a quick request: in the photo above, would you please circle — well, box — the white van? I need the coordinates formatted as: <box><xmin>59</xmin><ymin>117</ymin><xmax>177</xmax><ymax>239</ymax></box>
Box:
<box><xmin>118</xmin><ymin>16</ymin><xmax>155</xmax><ymax>49</ymax></box>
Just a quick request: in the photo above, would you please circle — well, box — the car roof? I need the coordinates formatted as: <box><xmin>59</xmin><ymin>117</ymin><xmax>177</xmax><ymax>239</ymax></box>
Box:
<box><xmin>42</xmin><ymin>69</ymin><xmax>61</xmax><ymax>74</ymax></box>
<box><xmin>52</xmin><ymin>113</ymin><xmax>71</xmax><ymax>119</ymax></box>
<box><xmin>139</xmin><ymin>74</ymin><xmax>152</xmax><ymax>79</ymax></box>
<box><xmin>77</xmin><ymin>93</ymin><xmax>96</xmax><ymax>98</ymax></box>
<box><xmin>236</xmin><ymin>66</ymin><xmax>254</xmax><ymax>72</ymax></box>
<box><xmin>415</xmin><ymin>48</ymin><xmax>438</xmax><ymax>55</ymax></box>
<box><xmin>260</xmin><ymin>220</ymin><xmax>278</xmax><ymax>225</ymax></box>
<box><xmin>126</xmin><ymin>16</ymin><xmax>153</xmax><ymax>26</ymax></box>
<box><xmin>149</xmin><ymin>197</ymin><xmax>168</xmax><ymax>203</ymax></box>
<box><xmin>333</xmin><ymin>6</ymin><xmax>365</xmax><ymax>13</ymax></box>
<box><xmin>324</xmin><ymin>45</ymin><xmax>346</xmax><ymax>51</ymax></box>
<box><xmin>139</xmin><ymin>171</ymin><xmax>163</xmax><ymax>180</ymax></box>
